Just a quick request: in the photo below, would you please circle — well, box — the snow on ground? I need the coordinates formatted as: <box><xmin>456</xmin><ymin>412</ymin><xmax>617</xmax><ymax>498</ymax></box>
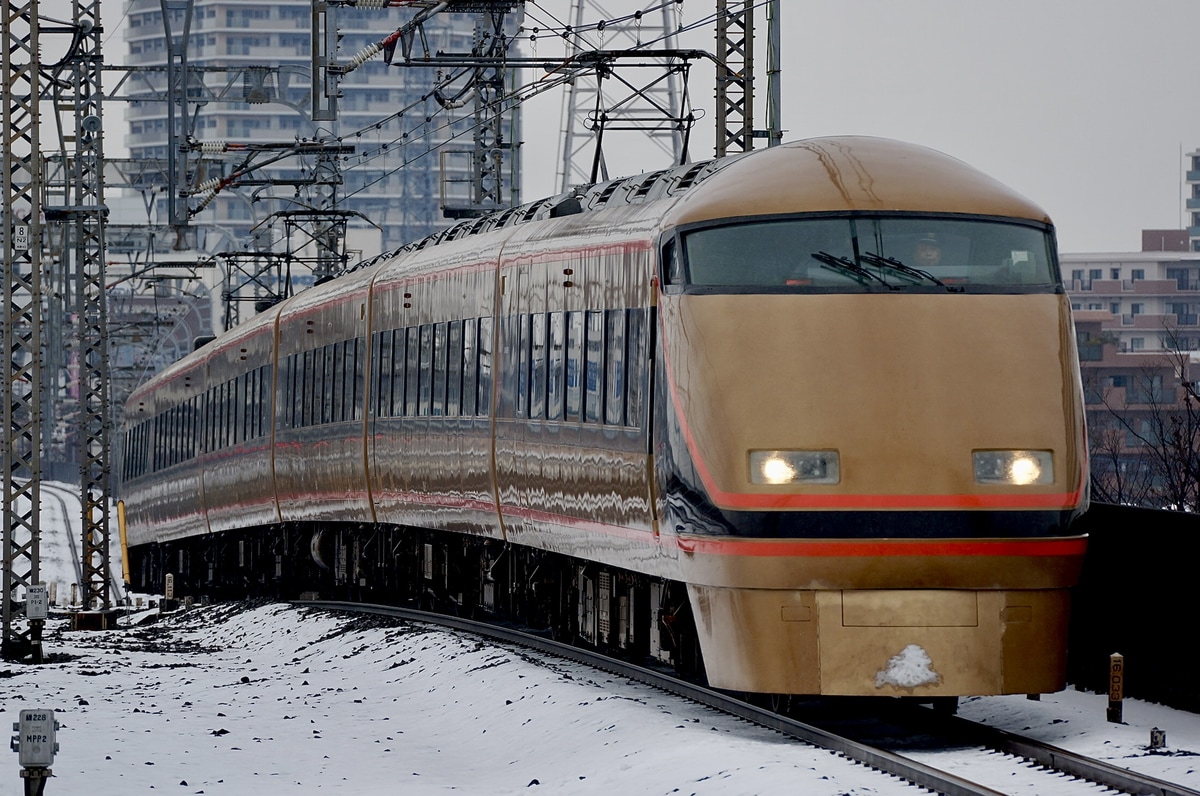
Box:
<box><xmin>2</xmin><ymin>485</ymin><xmax>1198</xmax><ymax>795</ymax></box>
<box><xmin>3</xmin><ymin>603</ymin><xmax>1200</xmax><ymax>796</ymax></box>
<box><xmin>4</xmin><ymin>603</ymin><xmax>919</xmax><ymax>795</ymax></box>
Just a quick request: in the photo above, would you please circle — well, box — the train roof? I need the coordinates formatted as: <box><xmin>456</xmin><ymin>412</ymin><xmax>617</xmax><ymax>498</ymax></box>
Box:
<box><xmin>349</xmin><ymin>137</ymin><xmax>1050</xmax><ymax>277</ymax></box>
<box><xmin>663</xmin><ymin>136</ymin><xmax>1052</xmax><ymax>228</ymax></box>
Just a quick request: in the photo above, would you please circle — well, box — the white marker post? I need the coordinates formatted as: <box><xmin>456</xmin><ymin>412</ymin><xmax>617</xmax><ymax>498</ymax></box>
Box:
<box><xmin>1107</xmin><ymin>652</ymin><xmax>1124</xmax><ymax>724</ymax></box>
<box><xmin>24</xmin><ymin>586</ymin><xmax>48</xmax><ymax>665</ymax></box>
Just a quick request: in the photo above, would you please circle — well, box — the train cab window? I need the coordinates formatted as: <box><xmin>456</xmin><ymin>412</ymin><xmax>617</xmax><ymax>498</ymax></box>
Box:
<box><xmin>661</xmin><ymin>237</ymin><xmax>684</xmax><ymax>286</ymax></box>
<box><xmin>679</xmin><ymin>215</ymin><xmax>1058</xmax><ymax>292</ymax></box>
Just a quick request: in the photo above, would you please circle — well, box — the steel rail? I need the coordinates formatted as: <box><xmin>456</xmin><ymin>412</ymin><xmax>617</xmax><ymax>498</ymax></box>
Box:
<box><xmin>299</xmin><ymin>600</ymin><xmax>1009</xmax><ymax>796</ymax></box>
<box><xmin>300</xmin><ymin>599</ymin><xmax>1200</xmax><ymax>796</ymax></box>
<box><xmin>938</xmin><ymin>713</ymin><xmax>1200</xmax><ymax>796</ymax></box>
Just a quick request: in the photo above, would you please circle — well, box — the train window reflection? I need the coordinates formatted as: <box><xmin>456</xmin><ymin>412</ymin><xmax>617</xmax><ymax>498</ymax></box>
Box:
<box><xmin>478</xmin><ymin>316</ymin><xmax>494</xmax><ymax>415</ymax></box>
<box><xmin>463</xmin><ymin>318</ymin><xmax>478</xmax><ymax>417</ymax></box>
<box><xmin>681</xmin><ymin>216</ymin><xmax>1057</xmax><ymax>291</ymax></box>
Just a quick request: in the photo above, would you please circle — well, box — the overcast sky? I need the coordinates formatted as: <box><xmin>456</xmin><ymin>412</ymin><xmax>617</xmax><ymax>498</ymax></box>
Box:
<box><xmin>519</xmin><ymin>0</ymin><xmax>1200</xmax><ymax>254</ymax></box>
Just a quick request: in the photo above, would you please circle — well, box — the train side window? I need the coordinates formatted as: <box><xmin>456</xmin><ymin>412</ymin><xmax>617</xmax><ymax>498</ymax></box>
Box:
<box><xmin>213</xmin><ymin>382</ymin><xmax>224</xmax><ymax>449</ymax></box>
<box><xmin>605</xmin><ymin>309</ymin><xmax>627</xmax><ymax>425</ymax></box>
<box><xmin>233</xmin><ymin>374</ymin><xmax>244</xmax><ymax>446</ymax></box>
<box><xmin>626</xmin><ymin>309</ymin><xmax>648</xmax><ymax>429</ymax></box>
<box><xmin>323</xmin><ymin>345</ymin><xmax>336</xmax><ymax>424</ymax></box>
<box><xmin>227</xmin><ymin>379</ymin><xmax>237</xmax><ymax>447</ymax></box>
<box><xmin>416</xmin><ymin>325</ymin><xmax>431</xmax><ymax>416</ymax></box>
<box><xmin>242</xmin><ymin>372</ymin><xmax>253</xmax><ymax>441</ymax></box>
<box><xmin>341</xmin><ymin>340</ymin><xmax>355</xmax><ymax>422</ymax></box>
<box><xmin>315</xmin><ymin>346</ymin><xmax>328</xmax><ymax>424</ymax></box>
<box><xmin>405</xmin><ymin>327</ymin><xmax>420</xmax><ymax>417</ymax></box>
<box><xmin>214</xmin><ymin>381</ymin><xmax>224</xmax><ymax>449</ymax></box>
<box><xmin>243</xmin><ymin>372</ymin><xmax>253</xmax><ymax>442</ymax></box>
<box><xmin>351</xmin><ymin>338</ymin><xmax>364</xmax><ymax>422</ymax></box>
<box><xmin>547</xmin><ymin>311</ymin><xmax>565</xmax><ymax>421</ymax></box>
<box><xmin>208</xmin><ymin>386</ymin><xmax>217</xmax><ymax>452</ymax></box>
<box><xmin>478</xmin><ymin>316</ymin><xmax>493</xmax><ymax>415</ymax></box>
<box><xmin>276</xmin><ymin>356</ymin><xmax>288</xmax><ymax>431</ymax></box>
<box><xmin>201</xmin><ymin>388</ymin><xmax>211</xmax><ymax>452</ymax></box>
<box><xmin>585</xmin><ymin>310</ymin><xmax>604</xmax><ymax>423</ymax></box>
<box><xmin>302</xmin><ymin>349</ymin><xmax>315</xmax><ymax>427</ymax></box>
<box><xmin>530</xmin><ymin>313</ymin><xmax>547</xmax><ymax>419</ymax></box>
<box><xmin>281</xmin><ymin>354</ymin><xmax>294</xmax><ymax>430</ymax></box>
<box><xmin>462</xmin><ymin>318</ymin><xmax>478</xmax><ymax>417</ymax></box>
<box><xmin>192</xmin><ymin>395</ymin><xmax>200</xmax><ymax>456</ymax></box>
<box><xmin>254</xmin><ymin>366</ymin><xmax>266</xmax><ymax>438</ymax></box>
<box><xmin>207</xmin><ymin>386</ymin><xmax>217</xmax><ymax>452</ymax></box>
<box><xmin>331</xmin><ymin>342</ymin><xmax>344</xmax><ymax>423</ymax></box>
<box><xmin>208</xmin><ymin>385</ymin><xmax>216</xmax><ymax>451</ymax></box>
<box><xmin>516</xmin><ymin>314</ymin><xmax>531</xmax><ymax>418</ymax></box>
<box><xmin>370</xmin><ymin>331</ymin><xmax>386</xmax><ymax>418</ymax></box>
<box><xmin>565</xmin><ymin>310</ymin><xmax>584</xmax><ymax>421</ymax></box>
<box><xmin>247</xmin><ymin>371</ymin><xmax>256</xmax><ymax>440</ymax></box>
<box><xmin>447</xmin><ymin>320</ymin><xmax>463</xmax><ymax>416</ymax></box>
<box><xmin>240</xmin><ymin>374</ymin><xmax>249</xmax><ymax>443</ymax></box>
<box><xmin>432</xmin><ymin>322</ymin><xmax>448</xmax><ymax>417</ymax></box>
<box><xmin>246</xmin><ymin>371</ymin><xmax>256</xmax><ymax>440</ymax></box>
<box><xmin>391</xmin><ymin>329</ymin><xmax>407</xmax><ymax>417</ymax></box>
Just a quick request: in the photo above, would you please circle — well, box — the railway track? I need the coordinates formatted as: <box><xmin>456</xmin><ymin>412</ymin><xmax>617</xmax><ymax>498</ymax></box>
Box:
<box><xmin>301</xmin><ymin>599</ymin><xmax>1199</xmax><ymax>796</ymax></box>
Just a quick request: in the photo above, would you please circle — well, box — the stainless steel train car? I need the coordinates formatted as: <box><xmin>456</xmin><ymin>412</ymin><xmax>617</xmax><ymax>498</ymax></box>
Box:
<box><xmin>120</xmin><ymin>136</ymin><xmax>1089</xmax><ymax>698</ymax></box>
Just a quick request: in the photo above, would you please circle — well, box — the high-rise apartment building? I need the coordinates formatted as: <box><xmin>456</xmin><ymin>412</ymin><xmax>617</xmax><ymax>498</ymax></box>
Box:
<box><xmin>123</xmin><ymin>1</ymin><xmax>503</xmax><ymax>278</ymax></box>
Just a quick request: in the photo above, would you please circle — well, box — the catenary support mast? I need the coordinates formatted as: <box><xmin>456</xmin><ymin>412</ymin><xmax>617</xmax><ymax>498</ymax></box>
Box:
<box><xmin>2</xmin><ymin>0</ymin><xmax>44</xmax><ymax>660</ymax></box>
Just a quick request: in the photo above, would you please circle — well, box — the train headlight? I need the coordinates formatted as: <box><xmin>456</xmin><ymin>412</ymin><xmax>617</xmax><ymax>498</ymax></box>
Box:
<box><xmin>749</xmin><ymin>450</ymin><xmax>840</xmax><ymax>485</ymax></box>
<box><xmin>973</xmin><ymin>450</ymin><xmax>1053</xmax><ymax>486</ymax></box>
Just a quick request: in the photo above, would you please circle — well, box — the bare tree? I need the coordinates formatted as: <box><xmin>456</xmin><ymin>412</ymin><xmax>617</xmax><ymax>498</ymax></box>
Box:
<box><xmin>1089</xmin><ymin>325</ymin><xmax>1200</xmax><ymax>510</ymax></box>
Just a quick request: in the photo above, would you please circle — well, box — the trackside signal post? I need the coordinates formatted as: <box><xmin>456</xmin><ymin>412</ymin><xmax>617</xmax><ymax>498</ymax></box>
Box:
<box><xmin>10</xmin><ymin>708</ymin><xmax>58</xmax><ymax>795</ymax></box>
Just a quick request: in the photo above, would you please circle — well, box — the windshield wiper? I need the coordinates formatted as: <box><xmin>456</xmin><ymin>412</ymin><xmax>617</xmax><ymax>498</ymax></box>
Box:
<box><xmin>810</xmin><ymin>251</ymin><xmax>892</xmax><ymax>288</ymax></box>
<box><xmin>860</xmin><ymin>251</ymin><xmax>960</xmax><ymax>292</ymax></box>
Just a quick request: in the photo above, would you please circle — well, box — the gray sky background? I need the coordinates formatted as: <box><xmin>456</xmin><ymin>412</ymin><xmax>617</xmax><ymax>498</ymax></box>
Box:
<box><xmin>67</xmin><ymin>0</ymin><xmax>1200</xmax><ymax>254</ymax></box>
<box><xmin>519</xmin><ymin>1</ymin><xmax>1200</xmax><ymax>254</ymax></box>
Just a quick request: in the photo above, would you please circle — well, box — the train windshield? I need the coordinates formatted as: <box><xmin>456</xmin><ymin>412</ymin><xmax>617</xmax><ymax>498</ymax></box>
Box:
<box><xmin>674</xmin><ymin>215</ymin><xmax>1059</xmax><ymax>292</ymax></box>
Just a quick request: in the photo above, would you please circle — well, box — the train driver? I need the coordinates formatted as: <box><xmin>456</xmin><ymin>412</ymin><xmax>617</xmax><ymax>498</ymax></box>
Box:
<box><xmin>913</xmin><ymin>234</ymin><xmax>942</xmax><ymax>269</ymax></box>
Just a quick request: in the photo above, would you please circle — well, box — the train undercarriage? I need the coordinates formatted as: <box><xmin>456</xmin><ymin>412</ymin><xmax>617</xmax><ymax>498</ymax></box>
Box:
<box><xmin>127</xmin><ymin>524</ymin><xmax>705</xmax><ymax>680</ymax></box>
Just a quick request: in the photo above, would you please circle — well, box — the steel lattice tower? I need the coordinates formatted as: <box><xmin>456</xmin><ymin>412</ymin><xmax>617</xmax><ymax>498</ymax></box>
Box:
<box><xmin>64</xmin><ymin>0</ymin><xmax>115</xmax><ymax>614</ymax></box>
<box><xmin>2</xmin><ymin>0</ymin><xmax>44</xmax><ymax>660</ymax></box>
<box><xmin>557</xmin><ymin>1</ymin><xmax>686</xmax><ymax>191</ymax></box>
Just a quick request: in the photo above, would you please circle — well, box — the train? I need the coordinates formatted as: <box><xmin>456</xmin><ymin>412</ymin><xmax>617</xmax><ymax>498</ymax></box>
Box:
<box><xmin>119</xmin><ymin>136</ymin><xmax>1089</xmax><ymax>698</ymax></box>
